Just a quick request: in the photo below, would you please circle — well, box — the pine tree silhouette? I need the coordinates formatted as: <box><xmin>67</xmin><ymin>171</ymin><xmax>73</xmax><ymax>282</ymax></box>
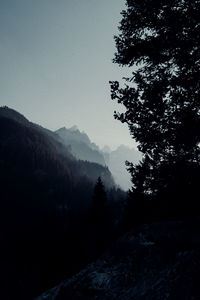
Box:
<box><xmin>92</xmin><ymin>177</ymin><xmax>110</xmax><ymax>251</ymax></box>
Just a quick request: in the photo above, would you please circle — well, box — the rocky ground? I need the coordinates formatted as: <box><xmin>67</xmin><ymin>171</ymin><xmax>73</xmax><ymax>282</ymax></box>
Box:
<box><xmin>36</xmin><ymin>219</ymin><xmax>200</xmax><ymax>300</ymax></box>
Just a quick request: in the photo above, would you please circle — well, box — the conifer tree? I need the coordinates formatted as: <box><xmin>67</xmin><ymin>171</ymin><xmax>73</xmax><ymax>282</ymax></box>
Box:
<box><xmin>92</xmin><ymin>177</ymin><xmax>110</xmax><ymax>249</ymax></box>
<box><xmin>93</xmin><ymin>177</ymin><xmax>107</xmax><ymax>212</ymax></box>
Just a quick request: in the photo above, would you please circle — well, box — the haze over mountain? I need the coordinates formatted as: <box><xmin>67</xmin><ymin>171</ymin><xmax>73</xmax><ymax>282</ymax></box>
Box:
<box><xmin>56</xmin><ymin>124</ymin><xmax>141</xmax><ymax>190</ymax></box>
<box><xmin>56</xmin><ymin>126</ymin><xmax>106</xmax><ymax>166</ymax></box>
<box><xmin>103</xmin><ymin>145</ymin><xmax>141</xmax><ymax>191</ymax></box>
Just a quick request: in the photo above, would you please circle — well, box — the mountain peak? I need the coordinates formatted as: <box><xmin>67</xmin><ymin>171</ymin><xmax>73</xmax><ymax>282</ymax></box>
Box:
<box><xmin>102</xmin><ymin>145</ymin><xmax>111</xmax><ymax>153</ymax></box>
<box><xmin>69</xmin><ymin>125</ymin><xmax>79</xmax><ymax>132</ymax></box>
<box><xmin>0</xmin><ymin>106</ymin><xmax>29</xmax><ymax>124</ymax></box>
<box><xmin>0</xmin><ymin>106</ymin><xmax>29</xmax><ymax>122</ymax></box>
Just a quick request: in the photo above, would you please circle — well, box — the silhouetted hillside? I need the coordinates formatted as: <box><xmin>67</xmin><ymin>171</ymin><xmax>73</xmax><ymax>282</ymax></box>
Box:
<box><xmin>0</xmin><ymin>105</ymin><xmax>30</xmax><ymax>124</ymax></box>
<box><xmin>0</xmin><ymin>106</ymin><xmax>114</xmax><ymax>188</ymax></box>
<box><xmin>0</xmin><ymin>106</ymin><xmax>121</xmax><ymax>300</ymax></box>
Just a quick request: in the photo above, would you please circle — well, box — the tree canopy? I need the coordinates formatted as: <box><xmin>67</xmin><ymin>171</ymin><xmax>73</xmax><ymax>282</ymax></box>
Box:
<box><xmin>110</xmin><ymin>0</ymin><xmax>200</xmax><ymax>218</ymax></box>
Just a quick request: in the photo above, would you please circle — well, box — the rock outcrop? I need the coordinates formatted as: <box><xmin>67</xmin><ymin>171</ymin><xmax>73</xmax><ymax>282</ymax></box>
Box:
<box><xmin>36</xmin><ymin>219</ymin><xmax>200</xmax><ymax>300</ymax></box>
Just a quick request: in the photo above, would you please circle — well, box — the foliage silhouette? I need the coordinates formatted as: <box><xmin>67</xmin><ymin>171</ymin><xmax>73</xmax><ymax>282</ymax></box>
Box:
<box><xmin>110</xmin><ymin>0</ymin><xmax>200</xmax><ymax>223</ymax></box>
<box><xmin>91</xmin><ymin>177</ymin><xmax>111</xmax><ymax>252</ymax></box>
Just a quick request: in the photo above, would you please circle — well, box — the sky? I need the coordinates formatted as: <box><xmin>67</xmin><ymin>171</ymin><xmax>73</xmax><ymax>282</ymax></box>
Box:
<box><xmin>0</xmin><ymin>0</ymin><xmax>136</xmax><ymax>150</ymax></box>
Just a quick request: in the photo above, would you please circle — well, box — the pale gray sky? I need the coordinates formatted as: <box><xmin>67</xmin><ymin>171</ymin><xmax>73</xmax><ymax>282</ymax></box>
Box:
<box><xmin>0</xmin><ymin>0</ymin><xmax>136</xmax><ymax>150</ymax></box>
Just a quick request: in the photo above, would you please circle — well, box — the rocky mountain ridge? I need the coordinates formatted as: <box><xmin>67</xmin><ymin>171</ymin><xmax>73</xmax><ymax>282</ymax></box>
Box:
<box><xmin>56</xmin><ymin>124</ymin><xmax>141</xmax><ymax>190</ymax></box>
<box><xmin>56</xmin><ymin>126</ymin><xmax>106</xmax><ymax>166</ymax></box>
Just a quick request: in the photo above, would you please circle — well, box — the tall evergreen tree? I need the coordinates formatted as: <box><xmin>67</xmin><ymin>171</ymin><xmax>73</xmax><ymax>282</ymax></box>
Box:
<box><xmin>110</xmin><ymin>0</ymin><xmax>200</xmax><ymax>219</ymax></box>
<box><xmin>93</xmin><ymin>177</ymin><xmax>107</xmax><ymax>211</ymax></box>
<box><xmin>92</xmin><ymin>177</ymin><xmax>110</xmax><ymax>250</ymax></box>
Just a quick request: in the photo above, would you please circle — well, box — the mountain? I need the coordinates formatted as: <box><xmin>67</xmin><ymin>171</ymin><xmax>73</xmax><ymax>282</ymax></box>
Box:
<box><xmin>0</xmin><ymin>106</ymin><xmax>118</xmax><ymax>299</ymax></box>
<box><xmin>56</xmin><ymin>127</ymin><xmax>106</xmax><ymax>166</ymax></box>
<box><xmin>36</xmin><ymin>219</ymin><xmax>200</xmax><ymax>300</ymax></box>
<box><xmin>0</xmin><ymin>106</ymin><xmax>114</xmax><ymax>188</ymax></box>
<box><xmin>0</xmin><ymin>105</ymin><xmax>30</xmax><ymax>124</ymax></box>
<box><xmin>56</xmin><ymin>124</ymin><xmax>141</xmax><ymax>191</ymax></box>
<box><xmin>103</xmin><ymin>145</ymin><xmax>142</xmax><ymax>191</ymax></box>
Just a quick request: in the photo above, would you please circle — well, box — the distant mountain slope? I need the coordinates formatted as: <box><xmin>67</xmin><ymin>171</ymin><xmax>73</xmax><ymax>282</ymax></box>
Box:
<box><xmin>56</xmin><ymin>127</ymin><xmax>106</xmax><ymax>166</ymax></box>
<box><xmin>0</xmin><ymin>106</ymin><xmax>114</xmax><ymax>188</ymax></box>
<box><xmin>103</xmin><ymin>145</ymin><xmax>142</xmax><ymax>191</ymax></box>
<box><xmin>36</xmin><ymin>220</ymin><xmax>200</xmax><ymax>300</ymax></box>
<box><xmin>56</xmin><ymin>124</ymin><xmax>141</xmax><ymax>191</ymax></box>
